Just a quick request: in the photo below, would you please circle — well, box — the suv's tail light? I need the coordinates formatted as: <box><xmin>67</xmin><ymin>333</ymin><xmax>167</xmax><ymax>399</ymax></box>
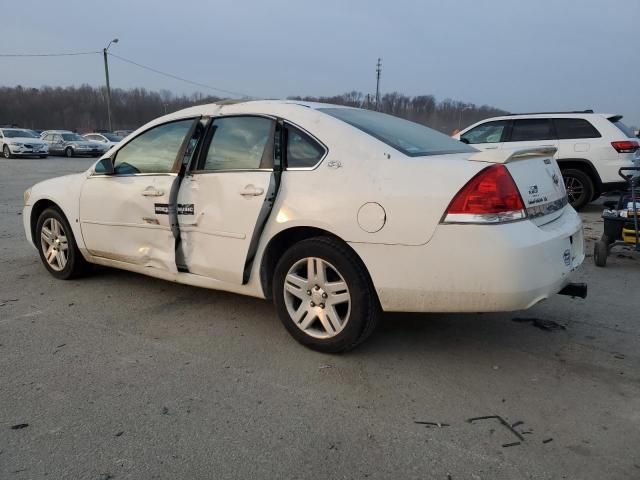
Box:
<box><xmin>611</xmin><ymin>140</ymin><xmax>639</xmax><ymax>153</ymax></box>
<box><xmin>442</xmin><ymin>164</ymin><xmax>526</xmax><ymax>224</ymax></box>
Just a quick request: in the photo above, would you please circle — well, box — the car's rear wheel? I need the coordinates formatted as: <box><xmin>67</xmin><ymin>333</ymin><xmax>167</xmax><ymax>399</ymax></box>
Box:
<box><xmin>562</xmin><ymin>168</ymin><xmax>594</xmax><ymax>210</ymax></box>
<box><xmin>3</xmin><ymin>145</ymin><xmax>12</xmax><ymax>159</ymax></box>
<box><xmin>273</xmin><ymin>236</ymin><xmax>380</xmax><ymax>353</ymax></box>
<box><xmin>65</xmin><ymin>147</ymin><xmax>74</xmax><ymax>158</ymax></box>
<box><xmin>36</xmin><ymin>207</ymin><xmax>89</xmax><ymax>279</ymax></box>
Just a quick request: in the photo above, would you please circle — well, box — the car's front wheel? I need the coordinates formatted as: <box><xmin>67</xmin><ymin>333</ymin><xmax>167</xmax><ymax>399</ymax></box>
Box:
<box><xmin>65</xmin><ymin>147</ymin><xmax>74</xmax><ymax>158</ymax></box>
<box><xmin>36</xmin><ymin>207</ymin><xmax>89</xmax><ymax>279</ymax></box>
<box><xmin>273</xmin><ymin>236</ymin><xmax>380</xmax><ymax>353</ymax></box>
<box><xmin>3</xmin><ymin>145</ymin><xmax>12</xmax><ymax>159</ymax></box>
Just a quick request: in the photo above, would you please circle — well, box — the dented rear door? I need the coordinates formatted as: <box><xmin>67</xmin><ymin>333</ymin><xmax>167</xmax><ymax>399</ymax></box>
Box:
<box><xmin>176</xmin><ymin>115</ymin><xmax>278</xmax><ymax>284</ymax></box>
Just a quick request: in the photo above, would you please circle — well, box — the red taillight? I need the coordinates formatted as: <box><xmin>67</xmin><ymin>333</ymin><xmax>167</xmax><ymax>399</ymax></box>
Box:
<box><xmin>443</xmin><ymin>164</ymin><xmax>526</xmax><ymax>223</ymax></box>
<box><xmin>611</xmin><ymin>140</ymin><xmax>639</xmax><ymax>153</ymax></box>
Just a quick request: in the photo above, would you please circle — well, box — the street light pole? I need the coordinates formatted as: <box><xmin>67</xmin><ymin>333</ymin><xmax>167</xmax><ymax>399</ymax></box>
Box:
<box><xmin>458</xmin><ymin>105</ymin><xmax>472</xmax><ymax>130</ymax></box>
<box><xmin>103</xmin><ymin>38</ymin><xmax>118</xmax><ymax>131</ymax></box>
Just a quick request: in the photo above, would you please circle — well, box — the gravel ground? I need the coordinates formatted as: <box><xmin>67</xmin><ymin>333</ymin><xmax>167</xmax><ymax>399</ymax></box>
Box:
<box><xmin>1</xmin><ymin>156</ymin><xmax>639</xmax><ymax>480</ymax></box>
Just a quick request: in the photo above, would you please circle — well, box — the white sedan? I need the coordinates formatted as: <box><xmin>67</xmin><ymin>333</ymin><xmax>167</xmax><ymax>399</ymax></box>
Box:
<box><xmin>23</xmin><ymin>101</ymin><xmax>586</xmax><ymax>352</ymax></box>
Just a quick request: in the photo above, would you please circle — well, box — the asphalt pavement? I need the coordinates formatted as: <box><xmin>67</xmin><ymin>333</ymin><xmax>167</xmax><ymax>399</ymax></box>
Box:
<box><xmin>1</xmin><ymin>156</ymin><xmax>639</xmax><ymax>479</ymax></box>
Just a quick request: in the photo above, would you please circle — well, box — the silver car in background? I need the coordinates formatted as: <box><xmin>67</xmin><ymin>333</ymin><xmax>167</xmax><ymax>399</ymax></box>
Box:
<box><xmin>83</xmin><ymin>132</ymin><xmax>123</xmax><ymax>150</ymax></box>
<box><xmin>1</xmin><ymin>128</ymin><xmax>49</xmax><ymax>158</ymax></box>
<box><xmin>40</xmin><ymin>130</ymin><xmax>108</xmax><ymax>157</ymax></box>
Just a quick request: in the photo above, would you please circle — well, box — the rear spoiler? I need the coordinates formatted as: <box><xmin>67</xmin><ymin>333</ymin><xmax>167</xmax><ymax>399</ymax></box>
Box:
<box><xmin>468</xmin><ymin>147</ymin><xmax>557</xmax><ymax>164</ymax></box>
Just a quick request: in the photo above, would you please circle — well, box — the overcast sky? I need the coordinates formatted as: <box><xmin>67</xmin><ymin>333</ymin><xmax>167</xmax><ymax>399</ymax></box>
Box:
<box><xmin>2</xmin><ymin>0</ymin><xmax>639</xmax><ymax>125</ymax></box>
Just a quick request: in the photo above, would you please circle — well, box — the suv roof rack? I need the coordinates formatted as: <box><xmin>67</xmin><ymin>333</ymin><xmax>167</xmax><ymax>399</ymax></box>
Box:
<box><xmin>504</xmin><ymin>110</ymin><xmax>594</xmax><ymax>116</ymax></box>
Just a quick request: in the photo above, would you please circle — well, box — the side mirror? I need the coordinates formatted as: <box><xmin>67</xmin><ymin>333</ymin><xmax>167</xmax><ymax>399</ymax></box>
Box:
<box><xmin>459</xmin><ymin>137</ymin><xmax>470</xmax><ymax>144</ymax></box>
<box><xmin>94</xmin><ymin>157</ymin><xmax>114</xmax><ymax>175</ymax></box>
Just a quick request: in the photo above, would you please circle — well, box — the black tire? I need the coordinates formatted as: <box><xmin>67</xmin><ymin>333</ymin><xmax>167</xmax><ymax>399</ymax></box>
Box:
<box><xmin>562</xmin><ymin>168</ymin><xmax>594</xmax><ymax>211</ymax></box>
<box><xmin>3</xmin><ymin>145</ymin><xmax>12</xmax><ymax>159</ymax></box>
<box><xmin>36</xmin><ymin>207</ymin><xmax>90</xmax><ymax>280</ymax></box>
<box><xmin>594</xmin><ymin>237</ymin><xmax>608</xmax><ymax>267</ymax></box>
<box><xmin>273</xmin><ymin>236</ymin><xmax>380</xmax><ymax>353</ymax></box>
<box><xmin>39</xmin><ymin>155</ymin><xmax>48</xmax><ymax>159</ymax></box>
<box><xmin>65</xmin><ymin>147</ymin><xmax>74</xmax><ymax>158</ymax></box>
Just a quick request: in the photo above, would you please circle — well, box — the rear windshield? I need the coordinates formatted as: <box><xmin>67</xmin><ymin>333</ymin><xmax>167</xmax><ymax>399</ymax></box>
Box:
<box><xmin>318</xmin><ymin>107</ymin><xmax>475</xmax><ymax>157</ymax></box>
<box><xmin>103</xmin><ymin>133</ymin><xmax>123</xmax><ymax>141</ymax></box>
<box><xmin>610</xmin><ymin>118</ymin><xmax>635</xmax><ymax>138</ymax></box>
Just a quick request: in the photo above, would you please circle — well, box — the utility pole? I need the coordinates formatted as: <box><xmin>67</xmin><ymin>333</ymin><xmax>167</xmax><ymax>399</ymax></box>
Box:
<box><xmin>103</xmin><ymin>38</ymin><xmax>119</xmax><ymax>131</ymax></box>
<box><xmin>375</xmin><ymin>58</ymin><xmax>382</xmax><ymax>111</ymax></box>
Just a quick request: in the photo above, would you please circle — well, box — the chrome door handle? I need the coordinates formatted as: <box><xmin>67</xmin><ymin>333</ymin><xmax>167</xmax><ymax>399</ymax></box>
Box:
<box><xmin>239</xmin><ymin>185</ymin><xmax>264</xmax><ymax>196</ymax></box>
<box><xmin>142</xmin><ymin>187</ymin><xmax>164</xmax><ymax>197</ymax></box>
<box><xmin>484</xmin><ymin>146</ymin><xmax>499</xmax><ymax>150</ymax></box>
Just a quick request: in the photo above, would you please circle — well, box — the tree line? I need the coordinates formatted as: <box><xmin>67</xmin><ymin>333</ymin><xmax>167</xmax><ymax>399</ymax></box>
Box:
<box><xmin>0</xmin><ymin>84</ymin><xmax>508</xmax><ymax>134</ymax></box>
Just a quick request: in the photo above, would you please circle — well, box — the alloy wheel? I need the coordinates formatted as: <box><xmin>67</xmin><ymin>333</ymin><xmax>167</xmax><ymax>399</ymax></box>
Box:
<box><xmin>283</xmin><ymin>257</ymin><xmax>351</xmax><ymax>339</ymax></box>
<box><xmin>40</xmin><ymin>217</ymin><xmax>69</xmax><ymax>271</ymax></box>
<box><xmin>564</xmin><ymin>175</ymin><xmax>584</xmax><ymax>205</ymax></box>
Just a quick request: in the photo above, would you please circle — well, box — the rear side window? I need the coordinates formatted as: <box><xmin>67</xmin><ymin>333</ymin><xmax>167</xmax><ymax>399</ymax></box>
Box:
<box><xmin>553</xmin><ymin>118</ymin><xmax>601</xmax><ymax>139</ymax></box>
<box><xmin>460</xmin><ymin>120</ymin><xmax>508</xmax><ymax>144</ymax></box>
<box><xmin>610</xmin><ymin>118</ymin><xmax>635</xmax><ymax>138</ymax></box>
<box><xmin>286</xmin><ymin>125</ymin><xmax>325</xmax><ymax>168</ymax></box>
<box><xmin>319</xmin><ymin>107</ymin><xmax>475</xmax><ymax>157</ymax></box>
<box><xmin>508</xmin><ymin>119</ymin><xmax>555</xmax><ymax>142</ymax></box>
<box><xmin>203</xmin><ymin>116</ymin><xmax>274</xmax><ymax>171</ymax></box>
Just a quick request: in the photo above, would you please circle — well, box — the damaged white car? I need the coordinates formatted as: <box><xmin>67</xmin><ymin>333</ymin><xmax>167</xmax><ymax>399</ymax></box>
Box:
<box><xmin>23</xmin><ymin>101</ymin><xmax>586</xmax><ymax>352</ymax></box>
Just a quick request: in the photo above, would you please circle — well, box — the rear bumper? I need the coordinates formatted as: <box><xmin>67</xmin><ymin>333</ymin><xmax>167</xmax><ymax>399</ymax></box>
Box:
<box><xmin>351</xmin><ymin>207</ymin><xmax>584</xmax><ymax>313</ymax></box>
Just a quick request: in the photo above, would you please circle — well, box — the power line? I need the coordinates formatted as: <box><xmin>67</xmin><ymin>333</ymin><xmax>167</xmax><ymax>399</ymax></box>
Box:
<box><xmin>0</xmin><ymin>50</ymin><xmax>100</xmax><ymax>57</ymax></box>
<box><xmin>108</xmin><ymin>52</ymin><xmax>252</xmax><ymax>98</ymax></box>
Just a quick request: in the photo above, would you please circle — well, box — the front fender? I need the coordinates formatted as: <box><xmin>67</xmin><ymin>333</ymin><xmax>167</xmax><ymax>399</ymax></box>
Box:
<box><xmin>27</xmin><ymin>172</ymin><xmax>88</xmax><ymax>249</ymax></box>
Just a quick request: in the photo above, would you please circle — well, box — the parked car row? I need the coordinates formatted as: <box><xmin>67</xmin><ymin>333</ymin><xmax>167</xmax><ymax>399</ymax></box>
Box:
<box><xmin>453</xmin><ymin>111</ymin><xmax>640</xmax><ymax>210</ymax></box>
<box><xmin>1</xmin><ymin>128</ymin><xmax>126</xmax><ymax>159</ymax></box>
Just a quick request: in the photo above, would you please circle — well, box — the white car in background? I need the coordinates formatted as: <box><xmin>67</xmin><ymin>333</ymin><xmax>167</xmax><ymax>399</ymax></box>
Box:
<box><xmin>454</xmin><ymin>111</ymin><xmax>640</xmax><ymax>209</ymax></box>
<box><xmin>1</xmin><ymin>128</ymin><xmax>49</xmax><ymax>158</ymax></box>
<box><xmin>83</xmin><ymin>132</ymin><xmax>123</xmax><ymax>150</ymax></box>
<box><xmin>22</xmin><ymin>101</ymin><xmax>585</xmax><ymax>352</ymax></box>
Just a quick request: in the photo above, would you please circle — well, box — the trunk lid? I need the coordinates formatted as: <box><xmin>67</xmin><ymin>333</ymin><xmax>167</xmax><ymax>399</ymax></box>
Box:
<box><xmin>468</xmin><ymin>147</ymin><xmax>568</xmax><ymax>226</ymax></box>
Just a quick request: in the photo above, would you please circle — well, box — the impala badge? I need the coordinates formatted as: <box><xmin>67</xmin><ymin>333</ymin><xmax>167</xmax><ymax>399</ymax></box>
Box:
<box><xmin>552</xmin><ymin>173</ymin><xmax>560</xmax><ymax>185</ymax></box>
<box><xmin>327</xmin><ymin>160</ymin><xmax>342</xmax><ymax>169</ymax></box>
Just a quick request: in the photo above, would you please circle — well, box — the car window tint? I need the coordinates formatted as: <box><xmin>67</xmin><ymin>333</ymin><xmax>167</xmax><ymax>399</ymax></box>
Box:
<box><xmin>553</xmin><ymin>119</ymin><xmax>601</xmax><ymax>139</ymax></box>
<box><xmin>460</xmin><ymin>120</ymin><xmax>507</xmax><ymax>144</ymax></box>
<box><xmin>113</xmin><ymin>119</ymin><xmax>193</xmax><ymax>175</ymax></box>
<box><xmin>203</xmin><ymin>116</ymin><xmax>273</xmax><ymax>171</ymax></box>
<box><xmin>509</xmin><ymin>119</ymin><xmax>555</xmax><ymax>141</ymax></box>
<box><xmin>286</xmin><ymin>125</ymin><xmax>325</xmax><ymax>168</ymax></box>
<box><xmin>610</xmin><ymin>118</ymin><xmax>636</xmax><ymax>138</ymax></box>
<box><xmin>319</xmin><ymin>107</ymin><xmax>474</xmax><ymax>156</ymax></box>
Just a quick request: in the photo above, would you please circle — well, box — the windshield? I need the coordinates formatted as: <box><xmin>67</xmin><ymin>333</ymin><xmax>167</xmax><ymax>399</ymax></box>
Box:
<box><xmin>318</xmin><ymin>107</ymin><xmax>475</xmax><ymax>157</ymax></box>
<box><xmin>2</xmin><ymin>129</ymin><xmax>39</xmax><ymax>139</ymax></box>
<box><xmin>103</xmin><ymin>133</ymin><xmax>123</xmax><ymax>141</ymax></box>
<box><xmin>62</xmin><ymin>133</ymin><xmax>86</xmax><ymax>141</ymax></box>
